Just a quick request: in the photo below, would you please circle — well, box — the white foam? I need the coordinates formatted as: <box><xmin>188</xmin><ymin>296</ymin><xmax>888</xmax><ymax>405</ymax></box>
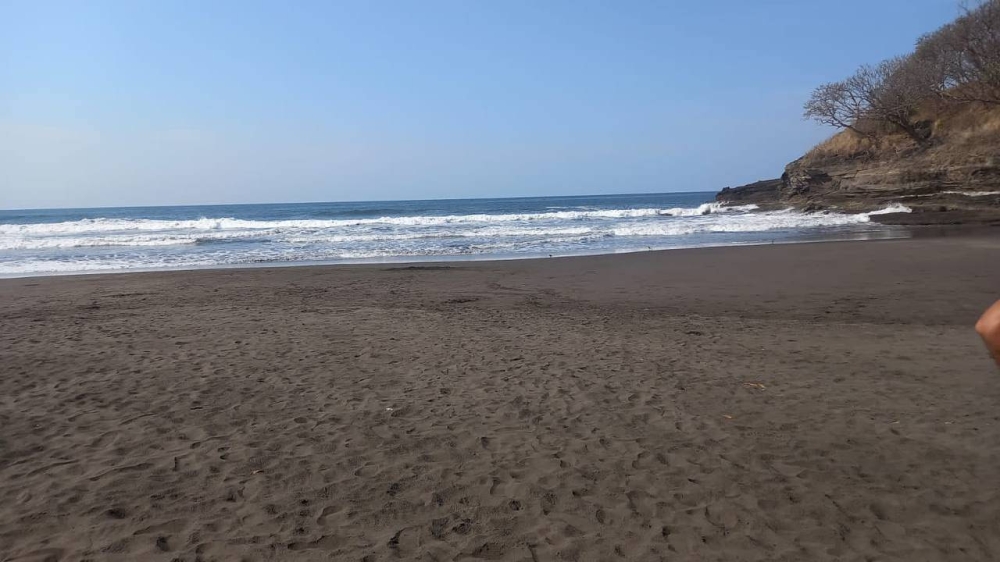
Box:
<box><xmin>866</xmin><ymin>203</ymin><xmax>912</xmax><ymax>215</ymax></box>
<box><xmin>0</xmin><ymin>225</ymin><xmax>604</xmax><ymax>250</ymax></box>
<box><xmin>0</xmin><ymin>210</ymin><xmax>639</xmax><ymax>236</ymax></box>
<box><xmin>611</xmin><ymin>209</ymin><xmax>872</xmax><ymax>237</ymax></box>
<box><xmin>0</xmin><ymin>201</ymin><xmax>903</xmax><ymax>276</ymax></box>
<box><xmin>659</xmin><ymin>203</ymin><xmax>758</xmax><ymax>217</ymax></box>
<box><xmin>2</xmin><ymin>234</ymin><xmax>199</xmax><ymax>250</ymax></box>
<box><xmin>0</xmin><ymin>204</ymin><xmax>768</xmax><ymax>238</ymax></box>
<box><xmin>941</xmin><ymin>190</ymin><xmax>1000</xmax><ymax>197</ymax></box>
<box><xmin>0</xmin><ymin>229</ymin><xmax>281</xmax><ymax>250</ymax></box>
<box><xmin>0</xmin><ymin>256</ymin><xmax>215</xmax><ymax>275</ymax></box>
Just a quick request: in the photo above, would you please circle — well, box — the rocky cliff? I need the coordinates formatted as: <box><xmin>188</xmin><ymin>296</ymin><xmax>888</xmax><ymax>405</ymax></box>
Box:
<box><xmin>716</xmin><ymin>104</ymin><xmax>1000</xmax><ymax>225</ymax></box>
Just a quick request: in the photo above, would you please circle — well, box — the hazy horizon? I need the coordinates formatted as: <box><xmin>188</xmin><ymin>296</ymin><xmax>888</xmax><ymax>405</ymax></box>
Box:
<box><xmin>1</xmin><ymin>189</ymin><xmax>724</xmax><ymax>213</ymax></box>
<box><xmin>2</xmin><ymin>0</ymin><xmax>961</xmax><ymax>210</ymax></box>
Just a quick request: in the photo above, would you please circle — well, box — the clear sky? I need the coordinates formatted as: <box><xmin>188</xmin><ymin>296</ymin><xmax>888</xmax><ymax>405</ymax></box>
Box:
<box><xmin>1</xmin><ymin>0</ymin><xmax>961</xmax><ymax>209</ymax></box>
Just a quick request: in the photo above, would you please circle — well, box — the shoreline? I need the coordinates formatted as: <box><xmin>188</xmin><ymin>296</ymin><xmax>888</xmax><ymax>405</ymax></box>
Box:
<box><xmin>3</xmin><ymin>235</ymin><xmax>1000</xmax><ymax>560</ymax></box>
<box><xmin>0</xmin><ymin>194</ymin><xmax>921</xmax><ymax>280</ymax></box>
<box><xmin>0</xmin><ymin>228</ymin><xmax>919</xmax><ymax>281</ymax></box>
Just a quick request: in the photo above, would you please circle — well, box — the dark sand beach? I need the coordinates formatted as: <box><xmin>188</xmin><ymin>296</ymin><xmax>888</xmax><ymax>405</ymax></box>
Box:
<box><xmin>2</xmin><ymin>237</ymin><xmax>1000</xmax><ymax>561</ymax></box>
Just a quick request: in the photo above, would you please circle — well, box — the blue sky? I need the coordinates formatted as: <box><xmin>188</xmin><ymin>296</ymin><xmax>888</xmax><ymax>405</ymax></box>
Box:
<box><xmin>1</xmin><ymin>0</ymin><xmax>960</xmax><ymax>209</ymax></box>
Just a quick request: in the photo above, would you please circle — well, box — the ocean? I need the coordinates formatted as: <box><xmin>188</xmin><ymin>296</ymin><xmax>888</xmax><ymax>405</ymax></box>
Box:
<box><xmin>0</xmin><ymin>192</ymin><xmax>909</xmax><ymax>277</ymax></box>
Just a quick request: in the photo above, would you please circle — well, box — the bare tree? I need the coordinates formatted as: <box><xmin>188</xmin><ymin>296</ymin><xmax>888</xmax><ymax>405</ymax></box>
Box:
<box><xmin>914</xmin><ymin>0</ymin><xmax>1000</xmax><ymax>104</ymax></box>
<box><xmin>803</xmin><ymin>80</ymin><xmax>872</xmax><ymax>138</ymax></box>
<box><xmin>805</xmin><ymin>1</ymin><xmax>1000</xmax><ymax>144</ymax></box>
<box><xmin>915</xmin><ymin>24</ymin><xmax>972</xmax><ymax>96</ymax></box>
<box><xmin>804</xmin><ymin>56</ymin><xmax>931</xmax><ymax>144</ymax></box>
<box><xmin>957</xmin><ymin>0</ymin><xmax>1000</xmax><ymax>101</ymax></box>
<box><xmin>864</xmin><ymin>57</ymin><xmax>933</xmax><ymax>143</ymax></box>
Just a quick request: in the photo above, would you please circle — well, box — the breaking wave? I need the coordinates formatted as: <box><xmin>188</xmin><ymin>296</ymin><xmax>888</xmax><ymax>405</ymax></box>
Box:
<box><xmin>0</xmin><ymin>204</ymin><xmax>760</xmax><ymax>238</ymax></box>
<box><xmin>0</xmin><ymin>199</ymin><xmax>907</xmax><ymax>275</ymax></box>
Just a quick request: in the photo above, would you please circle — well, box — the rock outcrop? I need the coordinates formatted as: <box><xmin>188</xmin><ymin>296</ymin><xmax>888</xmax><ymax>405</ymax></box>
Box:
<box><xmin>716</xmin><ymin>104</ymin><xmax>1000</xmax><ymax>225</ymax></box>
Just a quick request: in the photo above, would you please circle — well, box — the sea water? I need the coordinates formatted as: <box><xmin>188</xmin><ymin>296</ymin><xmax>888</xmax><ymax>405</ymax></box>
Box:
<box><xmin>0</xmin><ymin>193</ymin><xmax>909</xmax><ymax>276</ymax></box>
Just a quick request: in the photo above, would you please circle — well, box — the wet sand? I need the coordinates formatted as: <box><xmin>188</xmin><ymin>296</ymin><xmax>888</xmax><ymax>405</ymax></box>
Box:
<box><xmin>2</xmin><ymin>237</ymin><xmax>1000</xmax><ymax>561</ymax></box>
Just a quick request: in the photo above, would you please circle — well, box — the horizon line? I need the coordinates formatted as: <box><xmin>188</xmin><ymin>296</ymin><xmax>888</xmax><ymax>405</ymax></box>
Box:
<box><xmin>0</xmin><ymin>188</ymin><xmax>726</xmax><ymax>213</ymax></box>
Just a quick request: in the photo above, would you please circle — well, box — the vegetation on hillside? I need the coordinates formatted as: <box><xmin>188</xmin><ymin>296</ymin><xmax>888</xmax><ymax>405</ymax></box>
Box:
<box><xmin>802</xmin><ymin>102</ymin><xmax>1000</xmax><ymax>166</ymax></box>
<box><xmin>802</xmin><ymin>1</ymin><xmax>1000</xmax><ymax>159</ymax></box>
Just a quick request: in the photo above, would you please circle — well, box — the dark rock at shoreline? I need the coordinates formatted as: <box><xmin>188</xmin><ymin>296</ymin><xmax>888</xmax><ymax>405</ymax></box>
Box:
<box><xmin>716</xmin><ymin>156</ymin><xmax>1000</xmax><ymax>226</ymax></box>
<box><xmin>714</xmin><ymin>179</ymin><xmax>784</xmax><ymax>209</ymax></box>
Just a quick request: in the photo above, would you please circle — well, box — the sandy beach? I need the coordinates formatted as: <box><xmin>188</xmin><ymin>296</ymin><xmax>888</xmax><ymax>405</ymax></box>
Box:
<box><xmin>2</xmin><ymin>236</ymin><xmax>1000</xmax><ymax>561</ymax></box>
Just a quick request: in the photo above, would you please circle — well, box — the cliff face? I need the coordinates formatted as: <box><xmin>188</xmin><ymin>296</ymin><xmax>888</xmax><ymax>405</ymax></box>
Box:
<box><xmin>716</xmin><ymin>104</ymin><xmax>1000</xmax><ymax>225</ymax></box>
